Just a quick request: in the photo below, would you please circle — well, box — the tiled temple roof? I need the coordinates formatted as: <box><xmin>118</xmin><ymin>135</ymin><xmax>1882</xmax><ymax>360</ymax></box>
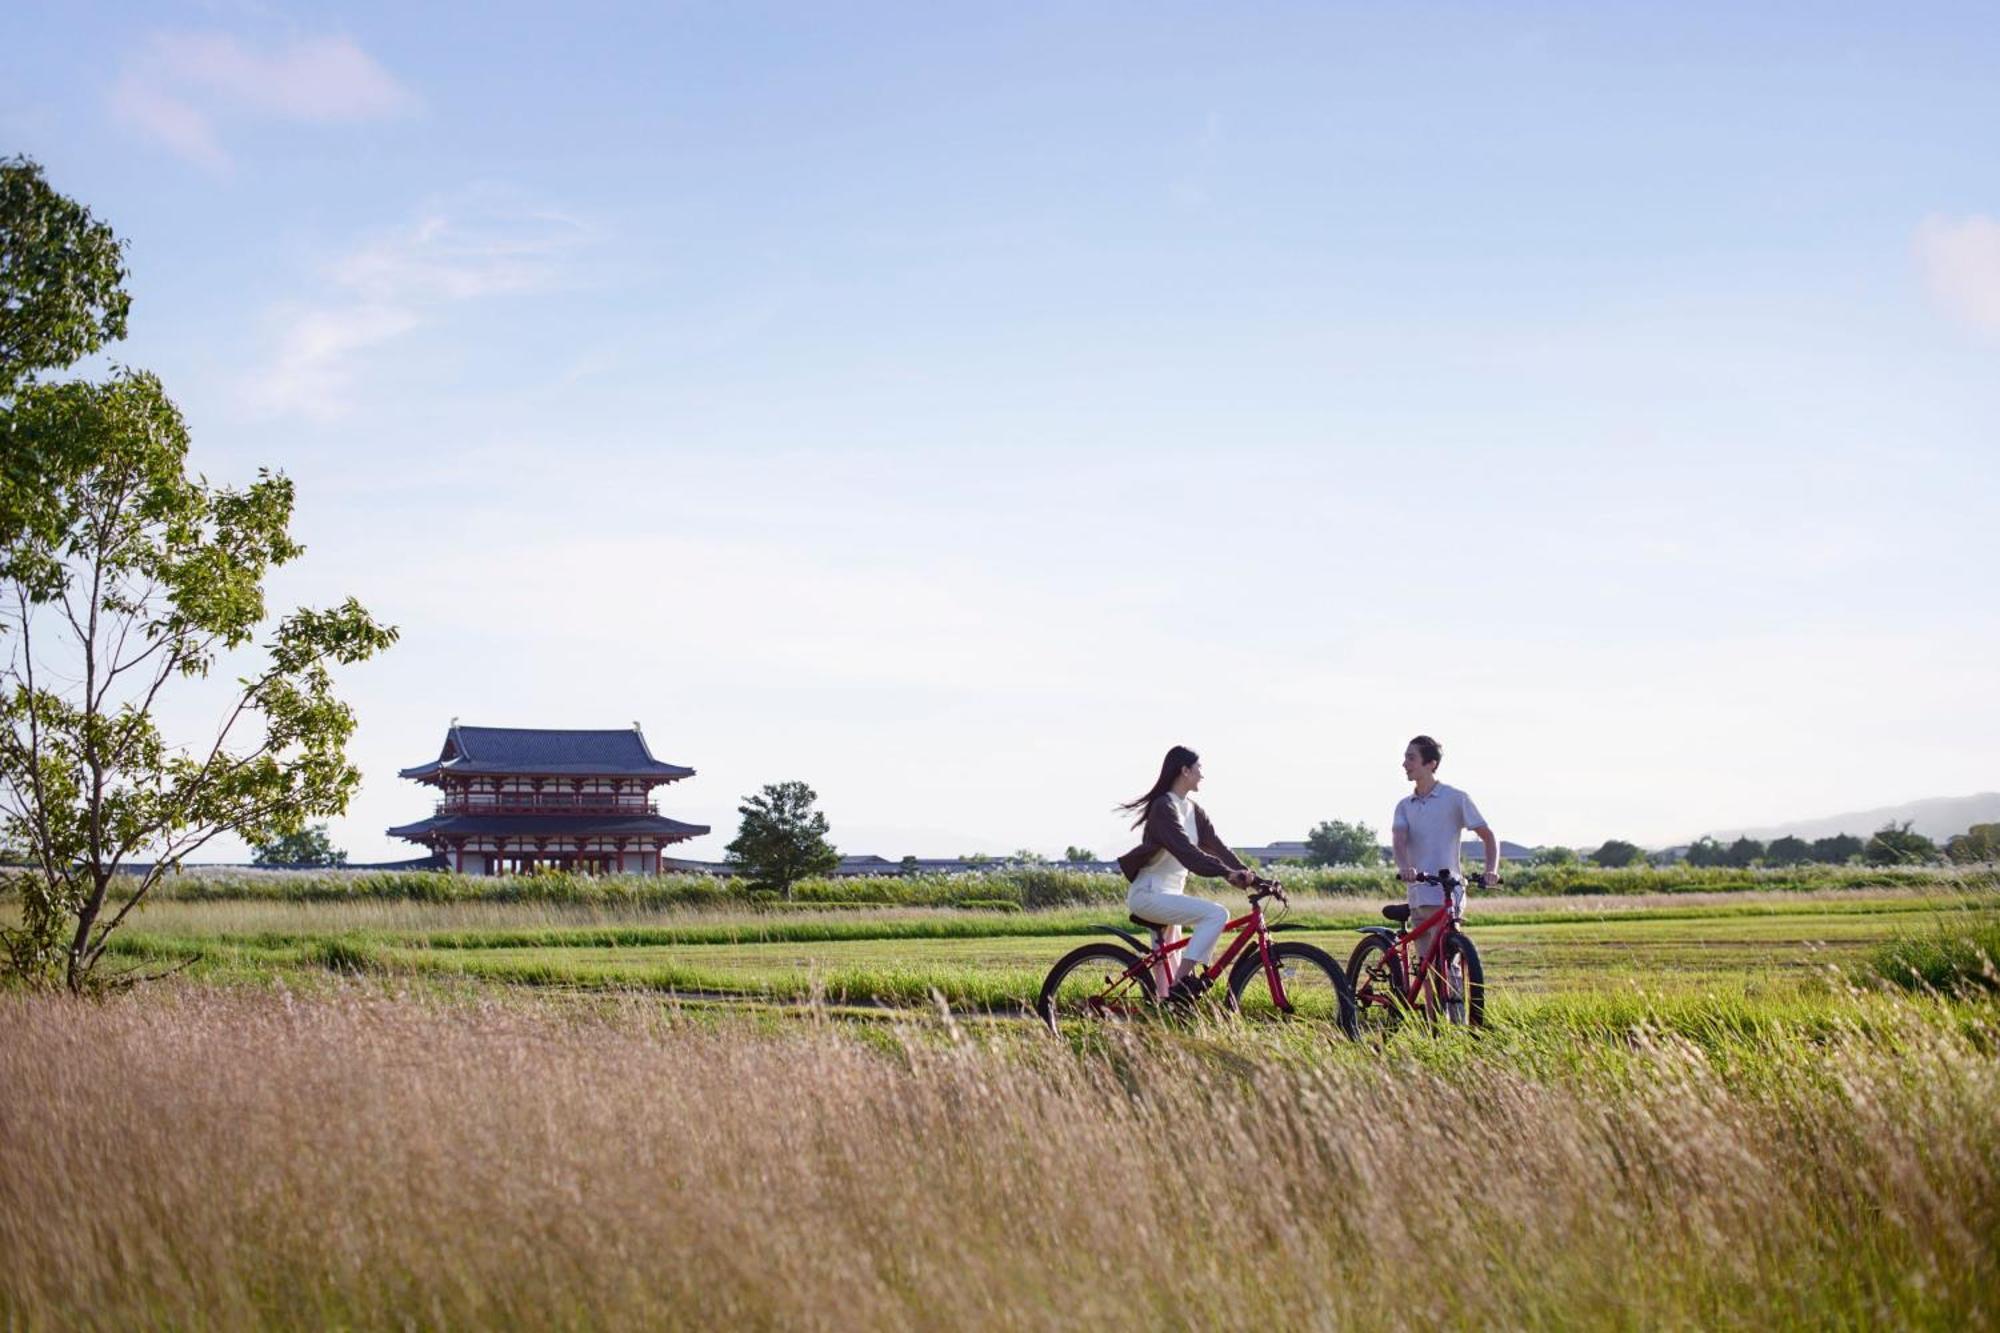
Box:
<box><xmin>387</xmin><ymin>813</ymin><xmax>709</xmax><ymax>842</ymax></box>
<box><xmin>399</xmin><ymin>724</ymin><xmax>695</xmax><ymax>782</ymax></box>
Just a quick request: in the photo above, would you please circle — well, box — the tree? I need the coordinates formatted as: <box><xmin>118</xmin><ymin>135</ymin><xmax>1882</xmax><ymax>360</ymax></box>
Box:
<box><xmin>1590</xmin><ymin>839</ymin><xmax>1644</xmax><ymax>868</ymax></box>
<box><xmin>1305</xmin><ymin>819</ymin><xmax>1380</xmax><ymax>867</ymax></box>
<box><xmin>1810</xmin><ymin>833</ymin><xmax>1864</xmax><ymax>865</ymax></box>
<box><xmin>1765</xmin><ymin>835</ymin><xmax>1811</xmax><ymax>867</ymax></box>
<box><xmin>1530</xmin><ymin>845</ymin><xmax>1576</xmax><ymax>867</ymax></box>
<box><xmin>1865</xmin><ymin>822</ymin><xmax>1937</xmax><ymax>867</ymax></box>
<box><xmin>1946</xmin><ymin>824</ymin><xmax>2000</xmax><ymax>866</ymax></box>
<box><xmin>1063</xmin><ymin>845</ymin><xmax>1096</xmax><ymax>862</ymax></box>
<box><xmin>0</xmin><ymin>161</ymin><xmax>396</xmax><ymax>993</ymax></box>
<box><xmin>898</xmin><ymin>854</ymin><xmax>920</xmax><ymax>875</ymax></box>
<box><xmin>0</xmin><ymin>157</ymin><xmax>129</xmax><ymax>399</ymax></box>
<box><xmin>1685</xmin><ymin>836</ymin><xmax>1726</xmax><ymax>868</ymax></box>
<box><xmin>1011</xmin><ymin>848</ymin><xmax>1048</xmax><ymax>865</ymax></box>
<box><xmin>1724</xmin><ymin>836</ymin><xmax>1765</xmax><ymax>869</ymax></box>
<box><xmin>252</xmin><ymin>823</ymin><xmax>348</xmax><ymax>868</ymax></box>
<box><xmin>725</xmin><ymin>781</ymin><xmax>838</xmax><ymax>900</ymax></box>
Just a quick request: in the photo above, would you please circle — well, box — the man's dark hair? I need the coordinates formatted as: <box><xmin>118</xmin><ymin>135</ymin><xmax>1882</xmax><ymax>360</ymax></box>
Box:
<box><xmin>1409</xmin><ymin>735</ymin><xmax>1442</xmax><ymax>769</ymax></box>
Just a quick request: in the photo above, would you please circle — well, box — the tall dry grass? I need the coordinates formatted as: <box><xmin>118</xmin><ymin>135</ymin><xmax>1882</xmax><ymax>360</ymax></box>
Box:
<box><xmin>1</xmin><ymin>987</ymin><xmax>1995</xmax><ymax>1330</ymax></box>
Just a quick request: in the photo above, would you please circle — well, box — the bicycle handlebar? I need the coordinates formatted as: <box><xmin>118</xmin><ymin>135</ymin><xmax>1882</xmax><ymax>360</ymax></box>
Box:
<box><xmin>1410</xmin><ymin>870</ymin><xmax>1500</xmax><ymax>888</ymax></box>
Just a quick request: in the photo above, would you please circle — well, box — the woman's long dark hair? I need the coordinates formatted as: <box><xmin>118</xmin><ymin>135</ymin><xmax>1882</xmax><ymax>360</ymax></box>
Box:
<box><xmin>1117</xmin><ymin>745</ymin><xmax>1199</xmax><ymax>828</ymax></box>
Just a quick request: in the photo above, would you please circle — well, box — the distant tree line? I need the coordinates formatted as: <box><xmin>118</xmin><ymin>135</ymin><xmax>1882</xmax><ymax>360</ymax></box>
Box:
<box><xmin>1945</xmin><ymin>824</ymin><xmax>2000</xmax><ymax>866</ymax></box>
<box><xmin>1684</xmin><ymin>832</ymin><xmax>1867</xmax><ymax>868</ymax></box>
<box><xmin>1507</xmin><ymin>820</ymin><xmax>1998</xmax><ymax>871</ymax></box>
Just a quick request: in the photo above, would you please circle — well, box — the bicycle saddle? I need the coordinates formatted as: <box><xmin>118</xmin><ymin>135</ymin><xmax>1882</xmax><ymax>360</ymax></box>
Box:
<box><xmin>1381</xmin><ymin>904</ymin><xmax>1411</xmax><ymax>923</ymax></box>
<box><xmin>1128</xmin><ymin>915</ymin><xmax>1169</xmax><ymax>935</ymax></box>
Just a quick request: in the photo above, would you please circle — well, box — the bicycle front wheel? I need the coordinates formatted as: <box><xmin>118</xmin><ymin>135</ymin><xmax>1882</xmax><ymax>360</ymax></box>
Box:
<box><xmin>1345</xmin><ymin>934</ymin><xmax>1408</xmax><ymax>1038</ymax></box>
<box><xmin>1036</xmin><ymin>942</ymin><xmax>1151</xmax><ymax>1033</ymax></box>
<box><xmin>1437</xmin><ymin>931</ymin><xmax>1486</xmax><ymax>1028</ymax></box>
<box><xmin>1227</xmin><ymin>941</ymin><xmax>1358</xmax><ymax>1039</ymax></box>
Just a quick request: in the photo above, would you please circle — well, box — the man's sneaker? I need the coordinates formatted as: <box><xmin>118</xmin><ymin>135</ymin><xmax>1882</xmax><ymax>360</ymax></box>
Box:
<box><xmin>1165</xmin><ymin>973</ymin><xmax>1212</xmax><ymax>1007</ymax></box>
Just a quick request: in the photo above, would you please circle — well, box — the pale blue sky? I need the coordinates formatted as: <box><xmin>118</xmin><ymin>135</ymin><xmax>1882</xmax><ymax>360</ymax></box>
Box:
<box><xmin>6</xmin><ymin>2</ymin><xmax>1998</xmax><ymax>861</ymax></box>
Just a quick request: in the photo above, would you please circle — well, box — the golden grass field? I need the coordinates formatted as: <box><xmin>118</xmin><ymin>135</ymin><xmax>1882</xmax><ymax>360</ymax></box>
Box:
<box><xmin>1</xmin><ymin>885</ymin><xmax>1996</xmax><ymax>1330</ymax></box>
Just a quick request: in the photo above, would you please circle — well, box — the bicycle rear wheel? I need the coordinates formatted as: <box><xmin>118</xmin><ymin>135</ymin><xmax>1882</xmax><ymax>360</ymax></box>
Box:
<box><xmin>1036</xmin><ymin>942</ymin><xmax>1151</xmax><ymax>1033</ymax></box>
<box><xmin>1345</xmin><ymin>934</ymin><xmax>1408</xmax><ymax>1038</ymax></box>
<box><xmin>1227</xmin><ymin>941</ymin><xmax>1359</xmax><ymax>1039</ymax></box>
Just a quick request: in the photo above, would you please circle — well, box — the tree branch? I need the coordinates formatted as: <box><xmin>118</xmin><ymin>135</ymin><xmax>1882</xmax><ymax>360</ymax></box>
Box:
<box><xmin>86</xmin><ymin>787</ymin><xmax>308</xmax><ymax>963</ymax></box>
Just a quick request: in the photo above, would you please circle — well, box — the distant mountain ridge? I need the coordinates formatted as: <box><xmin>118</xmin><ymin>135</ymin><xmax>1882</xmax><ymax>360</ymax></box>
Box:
<box><xmin>1705</xmin><ymin>793</ymin><xmax>2000</xmax><ymax>845</ymax></box>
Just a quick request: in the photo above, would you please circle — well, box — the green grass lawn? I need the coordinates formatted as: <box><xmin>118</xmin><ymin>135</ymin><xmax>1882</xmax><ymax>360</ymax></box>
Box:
<box><xmin>99</xmin><ymin>887</ymin><xmax>2000</xmax><ymax>1018</ymax></box>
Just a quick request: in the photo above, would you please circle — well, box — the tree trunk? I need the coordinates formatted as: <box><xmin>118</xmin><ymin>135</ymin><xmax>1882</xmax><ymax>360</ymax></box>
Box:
<box><xmin>64</xmin><ymin>873</ymin><xmax>107</xmax><ymax>994</ymax></box>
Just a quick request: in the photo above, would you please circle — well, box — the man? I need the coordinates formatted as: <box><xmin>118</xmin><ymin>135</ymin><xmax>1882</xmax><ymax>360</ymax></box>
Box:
<box><xmin>1391</xmin><ymin>735</ymin><xmax>1498</xmax><ymax>973</ymax></box>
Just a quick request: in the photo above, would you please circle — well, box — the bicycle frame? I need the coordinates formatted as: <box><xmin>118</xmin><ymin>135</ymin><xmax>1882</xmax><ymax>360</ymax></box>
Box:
<box><xmin>1392</xmin><ymin>904</ymin><xmax>1455</xmax><ymax>1006</ymax></box>
<box><xmin>1110</xmin><ymin>893</ymin><xmax>1288</xmax><ymax>1008</ymax></box>
<box><xmin>1355</xmin><ymin>894</ymin><xmax>1465</xmax><ymax>1018</ymax></box>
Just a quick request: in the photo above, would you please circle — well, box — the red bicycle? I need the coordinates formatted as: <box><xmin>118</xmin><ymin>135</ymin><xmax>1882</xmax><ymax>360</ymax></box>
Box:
<box><xmin>1036</xmin><ymin>878</ymin><xmax>1359</xmax><ymax>1038</ymax></box>
<box><xmin>1346</xmin><ymin>870</ymin><xmax>1488</xmax><ymax>1032</ymax></box>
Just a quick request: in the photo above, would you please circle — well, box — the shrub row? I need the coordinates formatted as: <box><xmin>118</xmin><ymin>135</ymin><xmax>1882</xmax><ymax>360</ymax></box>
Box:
<box><xmin>3</xmin><ymin>862</ymin><xmax>1987</xmax><ymax>909</ymax></box>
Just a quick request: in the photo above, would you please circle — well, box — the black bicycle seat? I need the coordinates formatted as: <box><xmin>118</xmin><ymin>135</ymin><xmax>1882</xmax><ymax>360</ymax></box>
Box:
<box><xmin>1129</xmin><ymin>915</ymin><xmax>1168</xmax><ymax>933</ymax></box>
<box><xmin>1381</xmin><ymin>904</ymin><xmax>1411</xmax><ymax>923</ymax></box>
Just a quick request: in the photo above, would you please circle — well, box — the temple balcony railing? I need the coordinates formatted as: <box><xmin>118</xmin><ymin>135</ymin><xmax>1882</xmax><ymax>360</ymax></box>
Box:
<box><xmin>436</xmin><ymin>796</ymin><xmax>659</xmax><ymax>817</ymax></box>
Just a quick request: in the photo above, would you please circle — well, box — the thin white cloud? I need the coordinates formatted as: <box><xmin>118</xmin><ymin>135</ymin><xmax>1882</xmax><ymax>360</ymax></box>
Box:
<box><xmin>243</xmin><ymin>304</ymin><xmax>419</xmax><ymax>421</ymax></box>
<box><xmin>242</xmin><ymin>200</ymin><xmax>590</xmax><ymax>420</ymax></box>
<box><xmin>334</xmin><ymin>212</ymin><xmax>582</xmax><ymax>304</ymax></box>
<box><xmin>110</xmin><ymin>31</ymin><xmax>415</xmax><ymax>171</ymax></box>
<box><xmin>1916</xmin><ymin>214</ymin><xmax>2000</xmax><ymax>333</ymax></box>
<box><xmin>108</xmin><ymin>77</ymin><xmax>230</xmax><ymax>171</ymax></box>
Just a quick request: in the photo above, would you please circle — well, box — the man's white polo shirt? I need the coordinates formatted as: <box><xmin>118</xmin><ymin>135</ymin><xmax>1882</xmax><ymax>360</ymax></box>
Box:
<box><xmin>1393</xmin><ymin>783</ymin><xmax>1487</xmax><ymax>907</ymax></box>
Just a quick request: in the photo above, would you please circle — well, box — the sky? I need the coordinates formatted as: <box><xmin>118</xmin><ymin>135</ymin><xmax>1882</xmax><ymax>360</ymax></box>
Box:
<box><xmin>5</xmin><ymin>1</ymin><xmax>1998</xmax><ymax>863</ymax></box>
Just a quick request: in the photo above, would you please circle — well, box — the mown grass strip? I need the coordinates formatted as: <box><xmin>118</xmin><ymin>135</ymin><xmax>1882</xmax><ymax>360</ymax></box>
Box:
<box><xmin>130</xmin><ymin>891</ymin><xmax>1989</xmax><ymax>954</ymax></box>
<box><xmin>104</xmin><ymin>921</ymin><xmax>1994</xmax><ymax>1059</ymax></box>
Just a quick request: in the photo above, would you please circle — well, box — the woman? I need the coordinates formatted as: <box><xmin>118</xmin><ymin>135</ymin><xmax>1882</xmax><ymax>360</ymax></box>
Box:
<box><xmin>1116</xmin><ymin>745</ymin><xmax>1254</xmax><ymax>1002</ymax></box>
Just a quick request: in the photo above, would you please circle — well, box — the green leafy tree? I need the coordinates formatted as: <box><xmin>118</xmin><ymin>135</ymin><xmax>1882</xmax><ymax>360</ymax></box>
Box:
<box><xmin>1530</xmin><ymin>845</ymin><xmax>1576</xmax><ymax>867</ymax></box>
<box><xmin>725</xmin><ymin>781</ymin><xmax>838</xmax><ymax>900</ymax></box>
<box><xmin>1685</xmin><ymin>836</ymin><xmax>1726</xmax><ymax>868</ymax></box>
<box><xmin>0</xmin><ymin>157</ymin><xmax>129</xmax><ymax>400</ymax></box>
<box><xmin>1765</xmin><ymin>835</ymin><xmax>1812</xmax><ymax>867</ymax></box>
<box><xmin>1945</xmin><ymin>824</ymin><xmax>2000</xmax><ymax>866</ymax></box>
<box><xmin>1864</xmin><ymin>822</ymin><xmax>1938</xmax><ymax>867</ymax></box>
<box><xmin>252</xmin><ymin>822</ymin><xmax>348</xmax><ymax>868</ymax></box>
<box><xmin>1063</xmin><ymin>845</ymin><xmax>1096</xmax><ymax>862</ymax></box>
<box><xmin>1012</xmin><ymin>848</ymin><xmax>1048</xmax><ymax>865</ymax></box>
<box><xmin>898</xmin><ymin>854</ymin><xmax>920</xmax><ymax>875</ymax></box>
<box><xmin>1590</xmin><ymin>839</ymin><xmax>1645</xmax><ymax>868</ymax></box>
<box><xmin>1724</xmin><ymin>836</ymin><xmax>1766</xmax><ymax>869</ymax></box>
<box><xmin>0</xmin><ymin>161</ymin><xmax>396</xmax><ymax>993</ymax></box>
<box><xmin>1810</xmin><ymin>833</ymin><xmax>1864</xmax><ymax>864</ymax></box>
<box><xmin>1305</xmin><ymin>819</ymin><xmax>1380</xmax><ymax>867</ymax></box>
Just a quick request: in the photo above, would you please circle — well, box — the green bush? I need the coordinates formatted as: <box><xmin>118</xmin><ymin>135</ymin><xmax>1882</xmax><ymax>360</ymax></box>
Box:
<box><xmin>1868</xmin><ymin>920</ymin><xmax>2000</xmax><ymax>996</ymax></box>
<box><xmin>1</xmin><ymin>861</ymin><xmax>1986</xmax><ymax>910</ymax></box>
<box><xmin>302</xmin><ymin>938</ymin><xmax>379</xmax><ymax>973</ymax></box>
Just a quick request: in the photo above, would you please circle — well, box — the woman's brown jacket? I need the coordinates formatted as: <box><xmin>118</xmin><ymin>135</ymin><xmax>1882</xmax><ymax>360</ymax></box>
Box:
<box><xmin>1116</xmin><ymin>795</ymin><xmax>1248</xmax><ymax>883</ymax></box>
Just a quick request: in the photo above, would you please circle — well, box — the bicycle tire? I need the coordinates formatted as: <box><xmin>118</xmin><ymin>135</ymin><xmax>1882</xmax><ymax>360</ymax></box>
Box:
<box><xmin>1036</xmin><ymin>941</ymin><xmax>1150</xmax><ymax>1033</ymax></box>
<box><xmin>1345</xmin><ymin>933</ymin><xmax>1408</xmax><ymax>1037</ymax></box>
<box><xmin>1226</xmin><ymin>941</ymin><xmax>1359</xmax><ymax>1039</ymax></box>
<box><xmin>1438</xmin><ymin>931</ymin><xmax>1486</xmax><ymax>1028</ymax></box>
